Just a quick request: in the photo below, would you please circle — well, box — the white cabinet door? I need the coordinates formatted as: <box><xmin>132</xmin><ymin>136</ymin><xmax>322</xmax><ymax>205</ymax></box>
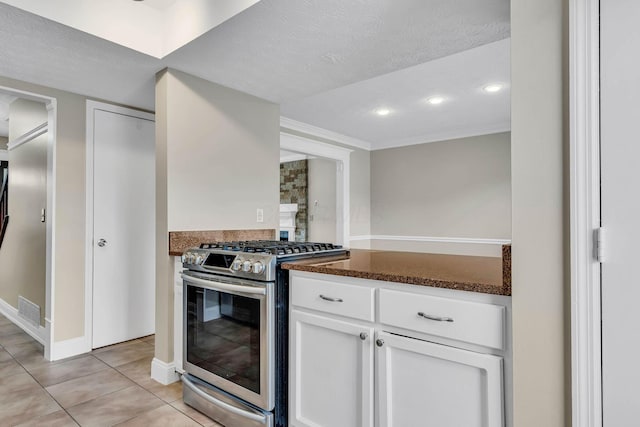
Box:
<box><xmin>290</xmin><ymin>310</ymin><xmax>374</xmax><ymax>427</ymax></box>
<box><xmin>377</xmin><ymin>331</ymin><xmax>504</xmax><ymax>427</ymax></box>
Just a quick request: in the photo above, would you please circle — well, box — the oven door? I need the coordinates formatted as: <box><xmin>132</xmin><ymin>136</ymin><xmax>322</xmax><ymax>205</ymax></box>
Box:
<box><xmin>182</xmin><ymin>271</ymin><xmax>274</xmax><ymax>411</ymax></box>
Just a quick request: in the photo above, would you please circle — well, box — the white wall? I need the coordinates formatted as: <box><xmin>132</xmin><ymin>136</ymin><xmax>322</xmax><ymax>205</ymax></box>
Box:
<box><xmin>364</xmin><ymin>132</ymin><xmax>511</xmax><ymax>256</ymax></box>
<box><xmin>307</xmin><ymin>157</ymin><xmax>337</xmax><ymax>242</ymax></box>
<box><xmin>165</xmin><ymin>69</ymin><xmax>280</xmax><ymax>231</ymax></box>
<box><xmin>155</xmin><ymin>68</ymin><xmax>280</xmax><ymax>363</ymax></box>
<box><xmin>511</xmin><ymin>0</ymin><xmax>567</xmax><ymax>425</ymax></box>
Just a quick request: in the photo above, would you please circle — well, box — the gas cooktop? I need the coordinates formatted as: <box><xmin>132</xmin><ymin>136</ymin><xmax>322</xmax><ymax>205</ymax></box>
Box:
<box><xmin>198</xmin><ymin>240</ymin><xmax>344</xmax><ymax>256</ymax></box>
<box><xmin>182</xmin><ymin>240</ymin><xmax>348</xmax><ymax>282</ymax></box>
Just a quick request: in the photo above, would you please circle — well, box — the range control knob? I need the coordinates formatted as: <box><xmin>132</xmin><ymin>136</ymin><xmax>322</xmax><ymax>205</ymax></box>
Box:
<box><xmin>242</xmin><ymin>260</ymin><xmax>252</xmax><ymax>272</ymax></box>
<box><xmin>231</xmin><ymin>259</ymin><xmax>243</xmax><ymax>271</ymax></box>
<box><xmin>195</xmin><ymin>254</ymin><xmax>204</xmax><ymax>265</ymax></box>
<box><xmin>181</xmin><ymin>253</ymin><xmax>188</xmax><ymax>263</ymax></box>
<box><xmin>252</xmin><ymin>261</ymin><xmax>265</xmax><ymax>274</ymax></box>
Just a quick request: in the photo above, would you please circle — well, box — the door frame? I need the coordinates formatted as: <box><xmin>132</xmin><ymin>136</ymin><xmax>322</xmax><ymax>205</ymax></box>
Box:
<box><xmin>569</xmin><ymin>0</ymin><xmax>602</xmax><ymax>426</ymax></box>
<box><xmin>0</xmin><ymin>85</ymin><xmax>57</xmax><ymax>360</ymax></box>
<box><xmin>84</xmin><ymin>100</ymin><xmax>155</xmax><ymax>350</ymax></box>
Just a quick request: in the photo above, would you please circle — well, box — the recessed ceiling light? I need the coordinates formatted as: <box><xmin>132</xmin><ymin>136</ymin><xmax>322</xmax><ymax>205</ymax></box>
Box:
<box><xmin>483</xmin><ymin>84</ymin><xmax>503</xmax><ymax>93</ymax></box>
<box><xmin>426</xmin><ymin>96</ymin><xmax>445</xmax><ymax>105</ymax></box>
<box><xmin>375</xmin><ymin>108</ymin><xmax>391</xmax><ymax>116</ymax></box>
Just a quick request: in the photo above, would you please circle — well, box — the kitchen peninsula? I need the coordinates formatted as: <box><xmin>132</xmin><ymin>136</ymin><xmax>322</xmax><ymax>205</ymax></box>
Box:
<box><xmin>284</xmin><ymin>246</ymin><xmax>512</xmax><ymax>427</ymax></box>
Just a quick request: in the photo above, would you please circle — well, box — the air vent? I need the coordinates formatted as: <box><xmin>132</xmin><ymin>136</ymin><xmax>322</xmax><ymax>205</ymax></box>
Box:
<box><xmin>18</xmin><ymin>296</ymin><xmax>40</xmax><ymax>327</ymax></box>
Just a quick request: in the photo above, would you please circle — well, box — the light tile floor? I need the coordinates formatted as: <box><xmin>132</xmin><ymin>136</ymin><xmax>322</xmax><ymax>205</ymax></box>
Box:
<box><xmin>0</xmin><ymin>314</ymin><xmax>223</xmax><ymax>426</ymax></box>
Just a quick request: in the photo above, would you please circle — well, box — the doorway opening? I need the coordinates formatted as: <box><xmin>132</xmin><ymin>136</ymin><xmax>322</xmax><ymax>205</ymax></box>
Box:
<box><xmin>0</xmin><ymin>85</ymin><xmax>57</xmax><ymax>361</ymax></box>
<box><xmin>280</xmin><ymin>130</ymin><xmax>352</xmax><ymax>246</ymax></box>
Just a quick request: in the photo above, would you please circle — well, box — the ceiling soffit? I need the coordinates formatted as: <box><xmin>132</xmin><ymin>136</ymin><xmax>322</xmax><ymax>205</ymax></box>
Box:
<box><xmin>1</xmin><ymin>0</ymin><xmax>260</xmax><ymax>58</ymax></box>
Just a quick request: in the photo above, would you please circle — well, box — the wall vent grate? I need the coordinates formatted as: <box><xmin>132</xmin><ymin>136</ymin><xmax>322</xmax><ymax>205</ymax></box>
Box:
<box><xmin>18</xmin><ymin>296</ymin><xmax>40</xmax><ymax>327</ymax></box>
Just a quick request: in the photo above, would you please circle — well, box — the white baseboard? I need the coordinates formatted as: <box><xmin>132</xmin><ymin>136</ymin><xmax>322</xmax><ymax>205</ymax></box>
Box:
<box><xmin>0</xmin><ymin>297</ymin><xmax>47</xmax><ymax>345</ymax></box>
<box><xmin>49</xmin><ymin>335</ymin><xmax>91</xmax><ymax>361</ymax></box>
<box><xmin>151</xmin><ymin>358</ymin><xmax>180</xmax><ymax>385</ymax></box>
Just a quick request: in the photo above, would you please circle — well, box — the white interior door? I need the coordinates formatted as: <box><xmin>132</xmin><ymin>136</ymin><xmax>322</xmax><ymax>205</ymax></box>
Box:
<box><xmin>601</xmin><ymin>0</ymin><xmax>640</xmax><ymax>423</ymax></box>
<box><xmin>91</xmin><ymin>105</ymin><xmax>155</xmax><ymax>349</ymax></box>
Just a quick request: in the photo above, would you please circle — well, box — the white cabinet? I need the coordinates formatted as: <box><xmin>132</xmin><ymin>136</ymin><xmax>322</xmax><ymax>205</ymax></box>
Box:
<box><xmin>379</xmin><ymin>289</ymin><xmax>505</xmax><ymax>350</ymax></box>
<box><xmin>290</xmin><ymin>310</ymin><xmax>374</xmax><ymax>427</ymax></box>
<box><xmin>289</xmin><ymin>271</ymin><xmax>511</xmax><ymax>427</ymax></box>
<box><xmin>377</xmin><ymin>331</ymin><xmax>503</xmax><ymax>427</ymax></box>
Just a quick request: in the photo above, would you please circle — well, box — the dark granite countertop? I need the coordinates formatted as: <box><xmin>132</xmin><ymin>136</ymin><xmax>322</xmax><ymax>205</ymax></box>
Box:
<box><xmin>282</xmin><ymin>246</ymin><xmax>512</xmax><ymax>296</ymax></box>
<box><xmin>168</xmin><ymin>229</ymin><xmax>276</xmax><ymax>256</ymax></box>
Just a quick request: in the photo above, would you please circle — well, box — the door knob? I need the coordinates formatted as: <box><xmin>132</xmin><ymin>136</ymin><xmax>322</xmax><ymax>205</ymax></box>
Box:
<box><xmin>376</xmin><ymin>339</ymin><xmax>384</xmax><ymax>347</ymax></box>
<box><xmin>97</xmin><ymin>239</ymin><xmax>107</xmax><ymax>247</ymax></box>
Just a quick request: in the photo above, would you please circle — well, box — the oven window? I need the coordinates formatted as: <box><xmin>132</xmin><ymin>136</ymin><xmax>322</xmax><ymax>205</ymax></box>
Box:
<box><xmin>186</xmin><ymin>285</ymin><xmax>261</xmax><ymax>393</ymax></box>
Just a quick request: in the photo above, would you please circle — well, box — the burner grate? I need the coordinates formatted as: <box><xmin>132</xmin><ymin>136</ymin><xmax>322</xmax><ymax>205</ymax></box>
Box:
<box><xmin>199</xmin><ymin>240</ymin><xmax>342</xmax><ymax>255</ymax></box>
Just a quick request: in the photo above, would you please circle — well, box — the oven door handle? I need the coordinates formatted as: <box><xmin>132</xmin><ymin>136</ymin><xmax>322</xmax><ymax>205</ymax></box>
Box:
<box><xmin>182</xmin><ymin>375</ymin><xmax>269</xmax><ymax>424</ymax></box>
<box><xmin>181</xmin><ymin>273</ymin><xmax>266</xmax><ymax>296</ymax></box>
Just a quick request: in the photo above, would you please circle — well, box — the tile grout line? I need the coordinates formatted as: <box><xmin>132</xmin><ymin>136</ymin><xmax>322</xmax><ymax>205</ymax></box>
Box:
<box><xmin>5</xmin><ymin>346</ymin><xmax>79</xmax><ymax>425</ymax></box>
<box><xmin>0</xmin><ymin>319</ymin><xmax>211</xmax><ymax>427</ymax></box>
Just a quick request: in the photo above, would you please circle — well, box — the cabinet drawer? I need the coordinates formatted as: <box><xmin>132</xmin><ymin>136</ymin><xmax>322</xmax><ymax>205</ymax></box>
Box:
<box><xmin>379</xmin><ymin>289</ymin><xmax>505</xmax><ymax>350</ymax></box>
<box><xmin>291</xmin><ymin>276</ymin><xmax>375</xmax><ymax>321</ymax></box>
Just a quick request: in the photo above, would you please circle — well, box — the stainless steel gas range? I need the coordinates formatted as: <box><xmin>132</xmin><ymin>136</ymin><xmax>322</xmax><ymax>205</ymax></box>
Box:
<box><xmin>180</xmin><ymin>240</ymin><xmax>348</xmax><ymax>427</ymax></box>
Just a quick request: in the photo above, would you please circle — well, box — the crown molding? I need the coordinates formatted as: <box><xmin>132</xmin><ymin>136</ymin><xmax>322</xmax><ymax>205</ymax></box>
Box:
<box><xmin>371</xmin><ymin>123</ymin><xmax>511</xmax><ymax>151</ymax></box>
<box><xmin>280</xmin><ymin>117</ymin><xmax>372</xmax><ymax>151</ymax></box>
<box><xmin>281</xmin><ymin>116</ymin><xmax>511</xmax><ymax>152</ymax></box>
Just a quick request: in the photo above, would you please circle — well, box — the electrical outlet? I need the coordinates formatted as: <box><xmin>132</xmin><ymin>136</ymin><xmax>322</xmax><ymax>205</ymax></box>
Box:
<box><xmin>257</xmin><ymin>208</ymin><xmax>264</xmax><ymax>223</ymax></box>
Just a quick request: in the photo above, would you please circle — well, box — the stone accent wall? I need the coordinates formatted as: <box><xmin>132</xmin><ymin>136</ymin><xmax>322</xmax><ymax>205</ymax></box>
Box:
<box><xmin>280</xmin><ymin>160</ymin><xmax>308</xmax><ymax>241</ymax></box>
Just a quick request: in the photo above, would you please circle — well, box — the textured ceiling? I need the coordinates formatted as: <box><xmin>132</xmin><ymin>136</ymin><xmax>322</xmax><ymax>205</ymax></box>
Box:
<box><xmin>0</xmin><ymin>3</ymin><xmax>162</xmax><ymax>110</ymax></box>
<box><xmin>2</xmin><ymin>0</ymin><xmax>261</xmax><ymax>57</ymax></box>
<box><xmin>281</xmin><ymin>39</ymin><xmax>510</xmax><ymax>149</ymax></box>
<box><xmin>0</xmin><ymin>0</ymin><xmax>510</xmax><ymax>145</ymax></box>
<box><xmin>165</xmin><ymin>0</ymin><xmax>510</xmax><ymax>103</ymax></box>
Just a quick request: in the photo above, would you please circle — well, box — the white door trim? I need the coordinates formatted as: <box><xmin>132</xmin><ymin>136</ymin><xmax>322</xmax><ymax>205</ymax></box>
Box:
<box><xmin>0</xmin><ymin>85</ymin><xmax>57</xmax><ymax>361</ymax></box>
<box><xmin>280</xmin><ymin>131</ymin><xmax>352</xmax><ymax>246</ymax></box>
<box><xmin>569</xmin><ymin>0</ymin><xmax>602</xmax><ymax>426</ymax></box>
<box><xmin>280</xmin><ymin>116</ymin><xmax>372</xmax><ymax>151</ymax></box>
<box><xmin>85</xmin><ymin>100</ymin><xmax>154</xmax><ymax>351</ymax></box>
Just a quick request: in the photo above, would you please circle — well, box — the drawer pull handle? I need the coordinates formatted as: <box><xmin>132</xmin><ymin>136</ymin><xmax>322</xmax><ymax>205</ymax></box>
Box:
<box><xmin>417</xmin><ymin>312</ymin><xmax>454</xmax><ymax>322</ymax></box>
<box><xmin>319</xmin><ymin>294</ymin><xmax>343</xmax><ymax>303</ymax></box>
<box><xmin>359</xmin><ymin>332</ymin><xmax>368</xmax><ymax>340</ymax></box>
